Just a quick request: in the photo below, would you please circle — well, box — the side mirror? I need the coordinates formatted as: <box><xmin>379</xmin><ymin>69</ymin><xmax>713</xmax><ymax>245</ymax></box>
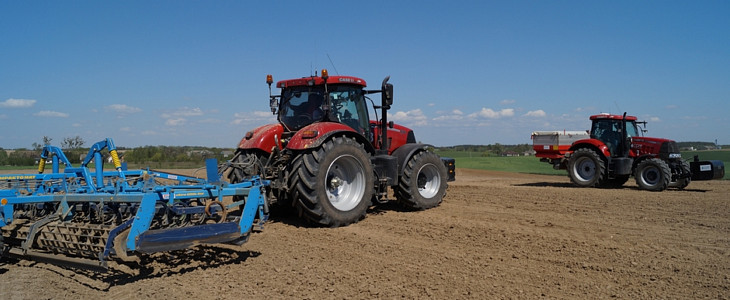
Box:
<box><xmin>269</xmin><ymin>96</ymin><xmax>277</xmax><ymax>114</ymax></box>
<box><xmin>381</xmin><ymin>76</ymin><xmax>393</xmax><ymax>107</ymax></box>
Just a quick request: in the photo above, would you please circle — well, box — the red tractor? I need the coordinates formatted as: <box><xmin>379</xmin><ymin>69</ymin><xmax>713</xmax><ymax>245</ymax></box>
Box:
<box><xmin>533</xmin><ymin>113</ymin><xmax>724</xmax><ymax>191</ymax></box>
<box><xmin>226</xmin><ymin>70</ymin><xmax>455</xmax><ymax>227</ymax></box>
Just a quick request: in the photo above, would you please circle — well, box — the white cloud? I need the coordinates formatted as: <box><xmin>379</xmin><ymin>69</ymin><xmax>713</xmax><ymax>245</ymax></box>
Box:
<box><xmin>649</xmin><ymin>117</ymin><xmax>661</xmax><ymax>122</ymax></box>
<box><xmin>524</xmin><ymin>110</ymin><xmax>546</xmax><ymax>117</ymax></box>
<box><xmin>471</xmin><ymin>108</ymin><xmax>514</xmax><ymax>119</ymax></box>
<box><xmin>1</xmin><ymin>98</ymin><xmax>36</xmax><ymax>108</ymax></box>
<box><xmin>500</xmin><ymin>99</ymin><xmax>516</xmax><ymax>105</ymax></box>
<box><xmin>161</xmin><ymin>107</ymin><xmax>204</xmax><ymax>119</ymax></box>
<box><xmin>34</xmin><ymin>110</ymin><xmax>69</xmax><ymax>118</ymax></box>
<box><xmin>107</xmin><ymin>104</ymin><xmax>142</xmax><ymax>113</ymax></box>
<box><xmin>231</xmin><ymin>110</ymin><xmax>277</xmax><ymax>125</ymax></box>
<box><xmin>390</xmin><ymin>109</ymin><xmax>428</xmax><ymax>126</ymax></box>
<box><xmin>433</xmin><ymin>109</ymin><xmax>465</xmax><ymax>121</ymax></box>
<box><xmin>165</xmin><ymin>118</ymin><xmax>186</xmax><ymax>126</ymax></box>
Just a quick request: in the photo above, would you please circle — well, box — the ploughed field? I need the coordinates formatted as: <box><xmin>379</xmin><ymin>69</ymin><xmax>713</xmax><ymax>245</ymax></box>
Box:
<box><xmin>0</xmin><ymin>168</ymin><xmax>728</xmax><ymax>299</ymax></box>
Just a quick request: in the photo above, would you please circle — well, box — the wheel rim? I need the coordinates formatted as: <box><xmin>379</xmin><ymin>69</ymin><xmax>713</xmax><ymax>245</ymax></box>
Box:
<box><xmin>640</xmin><ymin>166</ymin><xmax>660</xmax><ymax>186</ymax></box>
<box><xmin>416</xmin><ymin>163</ymin><xmax>441</xmax><ymax>198</ymax></box>
<box><xmin>325</xmin><ymin>154</ymin><xmax>366</xmax><ymax>211</ymax></box>
<box><xmin>573</xmin><ymin>156</ymin><xmax>596</xmax><ymax>182</ymax></box>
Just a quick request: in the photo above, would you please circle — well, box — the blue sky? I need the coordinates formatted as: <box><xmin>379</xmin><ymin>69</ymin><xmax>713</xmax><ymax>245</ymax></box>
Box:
<box><xmin>1</xmin><ymin>1</ymin><xmax>728</xmax><ymax>149</ymax></box>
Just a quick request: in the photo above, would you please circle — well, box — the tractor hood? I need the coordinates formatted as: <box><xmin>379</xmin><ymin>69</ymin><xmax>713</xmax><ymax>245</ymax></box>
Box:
<box><xmin>631</xmin><ymin>136</ymin><xmax>680</xmax><ymax>159</ymax></box>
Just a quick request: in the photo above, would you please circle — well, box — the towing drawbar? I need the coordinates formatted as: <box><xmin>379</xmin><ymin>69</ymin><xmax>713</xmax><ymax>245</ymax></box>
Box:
<box><xmin>0</xmin><ymin>138</ymin><xmax>269</xmax><ymax>272</ymax></box>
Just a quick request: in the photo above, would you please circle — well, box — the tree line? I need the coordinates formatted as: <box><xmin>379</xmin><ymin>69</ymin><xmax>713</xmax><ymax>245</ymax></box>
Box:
<box><xmin>0</xmin><ymin>136</ymin><xmax>234</xmax><ymax>167</ymax></box>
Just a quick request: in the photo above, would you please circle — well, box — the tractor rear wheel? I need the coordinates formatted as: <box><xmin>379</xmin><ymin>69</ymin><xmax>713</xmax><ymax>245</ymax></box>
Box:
<box><xmin>395</xmin><ymin>151</ymin><xmax>448</xmax><ymax>210</ymax></box>
<box><xmin>227</xmin><ymin>149</ymin><xmax>268</xmax><ymax>183</ymax></box>
<box><xmin>635</xmin><ymin>158</ymin><xmax>671</xmax><ymax>191</ymax></box>
<box><xmin>226</xmin><ymin>149</ymin><xmax>289</xmax><ymax>207</ymax></box>
<box><xmin>290</xmin><ymin>136</ymin><xmax>373</xmax><ymax>227</ymax></box>
<box><xmin>568</xmin><ymin>148</ymin><xmax>606</xmax><ymax>187</ymax></box>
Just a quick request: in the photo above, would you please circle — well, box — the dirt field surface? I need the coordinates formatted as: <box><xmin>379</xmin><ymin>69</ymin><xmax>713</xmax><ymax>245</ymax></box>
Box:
<box><xmin>1</xmin><ymin>168</ymin><xmax>728</xmax><ymax>299</ymax></box>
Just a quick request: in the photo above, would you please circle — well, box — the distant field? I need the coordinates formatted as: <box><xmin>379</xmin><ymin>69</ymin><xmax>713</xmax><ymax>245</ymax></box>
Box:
<box><xmin>436</xmin><ymin>149</ymin><xmax>729</xmax><ymax>180</ymax></box>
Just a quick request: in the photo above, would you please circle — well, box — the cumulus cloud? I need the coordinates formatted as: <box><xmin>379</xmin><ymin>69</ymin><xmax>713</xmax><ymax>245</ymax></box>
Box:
<box><xmin>106</xmin><ymin>104</ymin><xmax>142</xmax><ymax>113</ymax></box>
<box><xmin>161</xmin><ymin>107</ymin><xmax>203</xmax><ymax>118</ymax></box>
<box><xmin>649</xmin><ymin>117</ymin><xmax>661</xmax><ymax>122</ymax></box>
<box><xmin>390</xmin><ymin>109</ymin><xmax>428</xmax><ymax>126</ymax></box>
<box><xmin>524</xmin><ymin>110</ymin><xmax>546</xmax><ymax>117</ymax></box>
<box><xmin>231</xmin><ymin>110</ymin><xmax>277</xmax><ymax>125</ymax></box>
<box><xmin>165</xmin><ymin>118</ymin><xmax>186</xmax><ymax>126</ymax></box>
<box><xmin>1</xmin><ymin>98</ymin><xmax>36</xmax><ymax>108</ymax></box>
<box><xmin>433</xmin><ymin>109</ymin><xmax>465</xmax><ymax>121</ymax></box>
<box><xmin>471</xmin><ymin>108</ymin><xmax>514</xmax><ymax>119</ymax></box>
<box><xmin>34</xmin><ymin>110</ymin><xmax>69</xmax><ymax>118</ymax></box>
<box><xmin>500</xmin><ymin>99</ymin><xmax>516</xmax><ymax>105</ymax></box>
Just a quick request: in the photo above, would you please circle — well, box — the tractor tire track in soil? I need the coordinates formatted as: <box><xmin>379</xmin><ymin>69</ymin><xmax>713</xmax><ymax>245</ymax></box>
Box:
<box><xmin>1</xmin><ymin>168</ymin><xmax>728</xmax><ymax>299</ymax></box>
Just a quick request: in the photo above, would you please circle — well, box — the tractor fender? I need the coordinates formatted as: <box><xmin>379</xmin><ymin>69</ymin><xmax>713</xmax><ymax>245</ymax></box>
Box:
<box><xmin>570</xmin><ymin>139</ymin><xmax>611</xmax><ymax>160</ymax></box>
<box><xmin>391</xmin><ymin>143</ymin><xmax>433</xmax><ymax>174</ymax></box>
<box><xmin>237</xmin><ymin>123</ymin><xmax>284</xmax><ymax>153</ymax></box>
<box><xmin>286</xmin><ymin>122</ymin><xmax>375</xmax><ymax>153</ymax></box>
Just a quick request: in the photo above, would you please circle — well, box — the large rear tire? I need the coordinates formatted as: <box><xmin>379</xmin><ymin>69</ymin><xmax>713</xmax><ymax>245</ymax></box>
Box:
<box><xmin>395</xmin><ymin>151</ymin><xmax>448</xmax><ymax>210</ymax></box>
<box><xmin>227</xmin><ymin>149</ymin><xmax>268</xmax><ymax>183</ymax></box>
<box><xmin>227</xmin><ymin>149</ymin><xmax>291</xmax><ymax>208</ymax></box>
<box><xmin>635</xmin><ymin>158</ymin><xmax>671</xmax><ymax>191</ymax></box>
<box><xmin>568</xmin><ymin>148</ymin><xmax>606</xmax><ymax>187</ymax></box>
<box><xmin>290</xmin><ymin>136</ymin><xmax>373</xmax><ymax>227</ymax></box>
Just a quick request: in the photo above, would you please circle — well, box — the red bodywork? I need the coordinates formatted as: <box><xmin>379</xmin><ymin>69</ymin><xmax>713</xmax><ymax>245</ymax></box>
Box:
<box><xmin>276</xmin><ymin>76</ymin><xmax>366</xmax><ymax>88</ymax></box>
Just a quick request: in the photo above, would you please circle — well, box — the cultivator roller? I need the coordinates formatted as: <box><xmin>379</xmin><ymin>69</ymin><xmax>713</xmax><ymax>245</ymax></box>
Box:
<box><xmin>0</xmin><ymin>138</ymin><xmax>269</xmax><ymax>272</ymax></box>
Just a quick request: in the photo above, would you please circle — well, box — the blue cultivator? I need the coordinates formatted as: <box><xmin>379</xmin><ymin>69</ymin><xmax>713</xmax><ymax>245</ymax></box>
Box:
<box><xmin>0</xmin><ymin>138</ymin><xmax>269</xmax><ymax>272</ymax></box>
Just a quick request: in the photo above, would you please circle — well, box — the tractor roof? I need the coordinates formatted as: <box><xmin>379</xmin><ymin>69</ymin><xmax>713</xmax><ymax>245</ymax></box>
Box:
<box><xmin>277</xmin><ymin>75</ymin><xmax>367</xmax><ymax>88</ymax></box>
<box><xmin>590</xmin><ymin>113</ymin><xmax>638</xmax><ymax>121</ymax></box>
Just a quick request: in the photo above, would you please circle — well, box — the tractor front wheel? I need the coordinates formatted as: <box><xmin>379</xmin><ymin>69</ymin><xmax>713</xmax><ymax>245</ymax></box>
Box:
<box><xmin>395</xmin><ymin>151</ymin><xmax>448</xmax><ymax>210</ymax></box>
<box><xmin>635</xmin><ymin>158</ymin><xmax>671</xmax><ymax>191</ymax></box>
<box><xmin>290</xmin><ymin>136</ymin><xmax>374</xmax><ymax>227</ymax></box>
<box><xmin>568</xmin><ymin>148</ymin><xmax>606</xmax><ymax>187</ymax></box>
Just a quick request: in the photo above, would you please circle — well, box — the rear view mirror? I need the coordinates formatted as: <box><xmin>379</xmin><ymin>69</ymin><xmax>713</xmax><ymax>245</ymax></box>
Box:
<box><xmin>381</xmin><ymin>76</ymin><xmax>393</xmax><ymax>107</ymax></box>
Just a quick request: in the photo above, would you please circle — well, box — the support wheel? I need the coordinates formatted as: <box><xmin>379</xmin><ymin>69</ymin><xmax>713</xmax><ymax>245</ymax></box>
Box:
<box><xmin>290</xmin><ymin>136</ymin><xmax>374</xmax><ymax>227</ymax></box>
<box><xmin>568</xmin><ymin>148</ymin><xmax>606</xmax><ymax>187</ymax></box>
<box><xmin>635</xmin><ymin>158</ymin><xmax>671</xmax><ymax>191</ymax></box>
<box><xmin>395</xmin><ymin>151</ymin><xmax>448</xmax><ymax>210</ymax></box>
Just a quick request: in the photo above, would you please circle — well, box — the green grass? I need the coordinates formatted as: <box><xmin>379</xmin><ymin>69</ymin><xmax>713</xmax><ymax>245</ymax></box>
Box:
<box><xmin>436</xmin><ymin>149</ymin><xmax>729</xmax><ymax>180</ymax></box>
<box><xmin>435</xmin><ymin>150</ymin><xmax>565</xmax><ymax>176</ymax></box>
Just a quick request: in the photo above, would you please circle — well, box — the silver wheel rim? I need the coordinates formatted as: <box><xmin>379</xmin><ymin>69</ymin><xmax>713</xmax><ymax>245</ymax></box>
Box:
<box><xmin>641</xmin><ymin>166</ymin><xmax>660</xmax><ymax>186</ymax></box>
<box><xmin>326</xmin><ymin>154</ymin><xmax>366</xmax><ymax>211</ymax></box>
<box><xmin>417</xmin><ymin>163</ymin><xmax>441</xmax><ymax>198</ymax></box>
<box><xmin>573</xmin><ymin>157</ymin><xmax>596</xmax><ymax>183</ymax></box>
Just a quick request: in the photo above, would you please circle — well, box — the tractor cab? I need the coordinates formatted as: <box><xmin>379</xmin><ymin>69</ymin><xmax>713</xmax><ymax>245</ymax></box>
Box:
<box><xmin>269</xmin><ymin>71</ymin><xmax>371</xmax><ymax>137</ymax></box>
<box><xmin>589</xmin><ymin>114</ymin><xmax>640</xmax><ymax>157</ymax></box>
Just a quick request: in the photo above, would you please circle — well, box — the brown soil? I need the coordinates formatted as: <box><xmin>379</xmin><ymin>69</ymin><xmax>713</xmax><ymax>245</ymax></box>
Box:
<box><xmin>1</xmin><ymin>168</ymin><xmax>728</xmax><ymax>299</ymax></box>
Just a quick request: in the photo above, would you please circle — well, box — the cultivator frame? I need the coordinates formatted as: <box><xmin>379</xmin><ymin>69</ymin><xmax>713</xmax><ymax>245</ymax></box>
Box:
<box><xmin>0</xmin><ymin>138</ymin><xmax>269</xmax><ymax>272</ymax></box>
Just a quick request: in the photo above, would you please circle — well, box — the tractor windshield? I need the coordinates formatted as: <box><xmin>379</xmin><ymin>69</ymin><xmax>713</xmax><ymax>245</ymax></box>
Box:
<box><xmin>279</xmin><ymin>87</ymin><xmax>325</xmax><ymax>130</ymax></box>
<box><xmin>278</xmin><ymin>85</ymin><xmax>370</xmax><ymax>134</ymax></box>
